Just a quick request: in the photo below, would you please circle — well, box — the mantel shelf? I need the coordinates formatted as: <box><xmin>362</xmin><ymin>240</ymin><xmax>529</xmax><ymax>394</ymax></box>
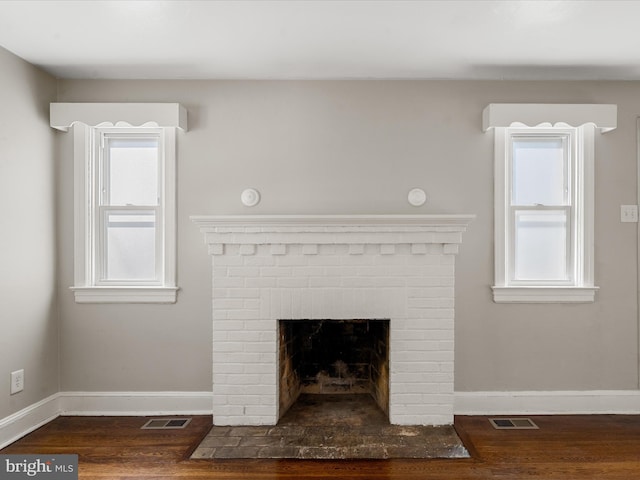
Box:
<box><xmin>191</xmin><ymin>214</ymin><xmax>475</xmax><ymax>230</ymax></box>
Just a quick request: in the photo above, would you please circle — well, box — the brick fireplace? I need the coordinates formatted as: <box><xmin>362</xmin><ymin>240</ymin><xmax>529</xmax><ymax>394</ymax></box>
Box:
<box><xmin>192</xmin><ymin>215</ymin><xmax>474</xmax><ymax>426</ymax></box>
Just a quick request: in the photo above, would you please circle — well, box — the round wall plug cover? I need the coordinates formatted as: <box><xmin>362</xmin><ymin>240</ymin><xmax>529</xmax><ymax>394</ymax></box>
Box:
<box><xmin>241</xmin><ymin>188</ymin><xmax>261</xmax><ymax>207</ymax></box>
<box><xmin>407</xmin><ymin>188</ymin><xmax>427</xmax><ymax>207</ymax></box>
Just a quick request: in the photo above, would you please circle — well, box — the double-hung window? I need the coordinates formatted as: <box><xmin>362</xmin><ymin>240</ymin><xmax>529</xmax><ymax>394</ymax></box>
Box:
<box><xmin>50</xmin><ymin>103</ymin><xmax>186</xmax><ymax>303</ymax></box>
<box><xmin>509</xmin><ymin>130</ymin><xmax>574</xmax><ymax>285</ymax></box>
<box><xmin>484</xmin><ymin>103</ymin><xmax>617</xmax><ymax>303</ymax></box>
<box><xmin>96</xmin><ymin>129</ymin><xmax>164</xmax><ymax>285</ymax></box>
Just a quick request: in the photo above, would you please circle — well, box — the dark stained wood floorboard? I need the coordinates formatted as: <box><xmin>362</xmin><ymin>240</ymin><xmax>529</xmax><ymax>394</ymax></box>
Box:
<box><xmin>2</xmin><ymin>414</ymin><xmax>640</xmax><ymax>479</ymax></box>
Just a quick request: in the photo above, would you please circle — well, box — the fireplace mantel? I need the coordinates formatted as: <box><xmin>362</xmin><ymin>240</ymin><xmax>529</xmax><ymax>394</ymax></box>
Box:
<box><xmin>191</xmin><ymin>214</ymin><xmax>475</xmax><ymax>252</ymax></box>
<box><xmin>191</xmin><ymin>214</ymin><xmax>475</xmax><ymax>228</ymax></box>
<box><xmin>192</xmin><ymin>214</ymin><xmax>475</xmax><ymax>427</ymax></box>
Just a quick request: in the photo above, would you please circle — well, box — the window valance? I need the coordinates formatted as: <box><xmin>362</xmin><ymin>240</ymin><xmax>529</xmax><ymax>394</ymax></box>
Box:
<box><xmin>50</xmin><ymin>103</ymin><xmax>188</xmax><ymax>132</ymax></box>
<box><xmin>482</xmin><ymin>104</ymin><xmax>617</xmax><ymax>133</ymax></box>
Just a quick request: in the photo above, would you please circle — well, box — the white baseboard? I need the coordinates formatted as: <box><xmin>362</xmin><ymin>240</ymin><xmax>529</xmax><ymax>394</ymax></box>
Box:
<box><xmin>455</xmin><ymin>390</ymin><xmax>640</xmax><ymax>415</ymax></box>
<box><xmin>4</xmin><ymin>390</ymin><xmax>640</xmax><ymax>449</ymax></box>
<box><xmin>0</xmin><ymin>391</ymin><xmax>212</xmax><ymax>450</ymax></box>
<box><xmin>59</xmin><ymin>391</ymin><xmax>213</xmax><ymax>416</ymax></box>
<box><xmin>0</xmin><ymin>394</ymin><xmax>61</xmax><ymax>450</ymax></box>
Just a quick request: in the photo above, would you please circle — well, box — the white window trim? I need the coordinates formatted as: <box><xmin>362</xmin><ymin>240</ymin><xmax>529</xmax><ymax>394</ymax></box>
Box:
<box><xmin>51</xmin><ymin>103</ymin><xmax>186</xmax><ymax>303</ymax></box>
<box><xmin>484</xmin><ymin>104</ymin><xmax>617</xmax><ymax>304</ymax></box>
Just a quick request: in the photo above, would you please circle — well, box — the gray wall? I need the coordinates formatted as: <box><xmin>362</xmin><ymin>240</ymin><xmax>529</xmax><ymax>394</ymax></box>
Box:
<box><xmin>54</xmin><ymin>79</ymin><xmax>639</xmax><ymax>393</ymax></box>
<box><xmin>0</xmin><ymin>47</ymin><xmax>58</xmax><ymax>419</ymax></box>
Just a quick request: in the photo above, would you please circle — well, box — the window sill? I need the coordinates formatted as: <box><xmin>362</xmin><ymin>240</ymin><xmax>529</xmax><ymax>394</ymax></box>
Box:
<box><xmin>71</xmin><ymin>286</ymin><xmax>179</xmax><ymax>304</ymax></box>
<box><xmin>492</xmin><ymin>286</ymin><xmax>598</xmax><ymax>304</ymax></box>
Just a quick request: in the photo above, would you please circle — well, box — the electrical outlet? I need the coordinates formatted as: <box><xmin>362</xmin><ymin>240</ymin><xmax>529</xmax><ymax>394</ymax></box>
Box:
<box><xmin>621</xmin><ymin>205</ymin><xmax>639</xmax><ymax>223</ymax></box>
<box><xmin>10</xmin><ymin>369</ymin><xmax>24</xmax><ymax>395</ymax></box>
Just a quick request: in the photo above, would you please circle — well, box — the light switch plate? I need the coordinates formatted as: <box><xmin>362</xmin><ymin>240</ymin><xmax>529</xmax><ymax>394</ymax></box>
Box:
<box><xmin>621</xmin><ymin>205</ymin><xmax>638</xmax><ymax>223</ymax></box>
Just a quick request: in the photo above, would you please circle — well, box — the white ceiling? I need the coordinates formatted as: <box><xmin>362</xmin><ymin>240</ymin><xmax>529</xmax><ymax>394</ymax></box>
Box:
<box><xmin>1</xmin><ymin>0</ymin><xmax>640</xmax><ymax>80</ymax></box>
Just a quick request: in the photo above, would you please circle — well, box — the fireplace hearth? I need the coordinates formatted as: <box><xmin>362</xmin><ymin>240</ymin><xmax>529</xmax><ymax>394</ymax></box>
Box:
<box><xmin>192</xmin><ymin>214</ymin><xmax>474</xmax><ymax>426</ymax></box>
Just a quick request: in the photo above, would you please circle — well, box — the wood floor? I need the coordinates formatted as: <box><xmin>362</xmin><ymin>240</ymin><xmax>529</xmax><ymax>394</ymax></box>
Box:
<box><xmin>2</xmin><ymin>414</ymin><xmax>639</xmax><ymax>479</ymax></box>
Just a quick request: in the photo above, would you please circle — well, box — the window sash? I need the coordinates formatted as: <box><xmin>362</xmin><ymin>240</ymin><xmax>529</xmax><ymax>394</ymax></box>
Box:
<box><xmin>501</xmin><ymin>128</ymin><xmax>579</xmax><ymax>288</ymax></box>
<box><xmin>509</xmin><ymin>133</ymin><xmax>571</xmax><ymax>207</ymax></box>
<box><xmin>92</xmin><ymin>128</ymin><xmax>165</xmax><ymax>287</ymax></box>
<box><xmin>96</xmin><ymin>206</ymin><xmax>163</xmax><ymax>285</ymax></box>
<box><xmin>100</xmin><ymin>131</ymin><xmax>162</xmax><ymax>207</ymax></box>
<box><xmin>508</xmin><ymin>205</ymin><xmax>573</xmax><ymax>285</ymax></box>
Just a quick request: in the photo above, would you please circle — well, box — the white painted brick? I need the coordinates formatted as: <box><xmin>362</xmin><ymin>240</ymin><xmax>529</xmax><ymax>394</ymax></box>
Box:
<box><xmin>244</xmin><ymin>299</ymin><xmax>261</xmax><ymax>309</ymax></box>
<box><xmin>243</xmin><ymin>342</ymin><xmax>274</xmax><ymax>353</ymax></box>
<box><xmin>293</xmin><ymin>266</ymin><xmax>325</xmax><ymax>277</ymax></box>
<box><xmin>309</xmin><ymin>276</ymin><xmax>341</xmax><ymax>287</ymax></box>
<box><xmin>239</xmin><ymin>244</ymin><xmax>256</xmax><ymax>255</ymax></box>
<box><xmin>408</xmin><ymin>298</ymin><xmax>455</xmax><ymax>308</ymax></box>
<box><xmin>225</xmin><ymin>309</ymin><xmax>260</xmax><ymax>320</ymax></box>
<box><xmin>228</xmin><ymin>266</ymin><xmax>261</xmax><ymax>277</ymax></box>
<box><xmin>307</xmin><ymin>255</ymin><xmax>342</xmax><ymax>266</ymax></box>
<box><xmin>380</xmin><ymin>244</ymin><xmax>396</xmax><ymax>255</ymax></box>
<box><xmin>245</xmin><ymin>320</ymin><xmax>275</xmax><ymax>332</ymax></box>
<box><xmin>225</xmin><ymin>374</ymin><xmax>264</xmax><ymax>385</ymax></box>
<box><xmin>324</xmin><ymin>266</ymin><xmax>358</xmax><ymax>277</ymax></box>
<box><xmin>391</xmin><ymin>415</ymin><xmax>451</xmax><ymax>426</ymax></box>
<box><xmin>208</xmin><ymin>244</ymin><xmax>224</xmax><ymax>255</ymax></box>
<box><xmin>214</xmin><ymin>342</ymin><xmax>246</xmax><ymax>352</ymax></box>
<box><xmin>211</xmin><ymin>405</ymin><xmax>245</xmax><ymax>416</ymax></box>
<box><xmin>275</xmin><ymin>255</ymin><xmax>308</xmax><ymax>266</ymax></box>
<box><xmin>276</xmin><ymin>277</ymin><xmax>309</xmax><ymax>288</ymax></box>
<box><xmin>244</xmin><ymin>363</ymin><xmax>274</xmax><ymax>374</ymax></box>
<box><xmin>393</xmin><ymin>340</ymin><xmax>441</xmax><ymax>352</ymax></box>
<box><xmin>319</xmin><ymin>244</ymin><xmax>337</xmax><ymax>255</ymax></box>
<box><xmin>228</xmin><ymin>288</ymin><xmax>260</xmax><ymax>298</ymax></box>
<box><xmin>243</xmin><ymin>255</ymin><xmax>276</xmax><ymax>266</ymax></box>
<box><xmin>411</xmin><ymin>243</ymin><xmax>427</xmax><ymax>255</ymax></box>
<box><xmin>213</xmin><ymin>352</ymin><xmax>264</xmax><ymax>364</ymax></box>
<box><xmin>227</xmin><ymin>331</ymin><xmax>261</xmax><ymax>342</ymax></box>
<box><xmin>211</xmin><ymin>255</ymin><xmax>244</xmax><ymax>266</ymax></box>
<box><xmin>245</xmin><ymin>405</ymin><xmax>277</xmax><ymax>416</ymax></box>
<box><xmin>302</xmin><ymin>244</ymin><xmax>319</xmax><ymax>255</ymax></box>
<box><xmin>245</xmin><ymin>277</ymin><xmax>278</xmax><ymax>288</ymax></box>
<box><xmin>392</xmin><ymin>362</ymin><xmax>441</xmax><ymax>373</ymax></box>
<box><xmin>228</xmin><ymin>395</ymin><xmax>269</xmax><ymax>405</ymax></box>
<box><xmin>260</xmin><ymin>267</ymin><xmax>293</xmax><ymax>277</ymax></box>
<box><xmin>393</xmin><ymin>372</ymin><xmax>453</xmax><ymax>385</ymax></box>
<box><xmin>392</xmin><ymin>351</ymin><xmax>453</xmax><ymax>365</ymax></box>
<box><xmin>349</xmin><ymin>244</ymin><xmax>365</xmax><ymax>255</ymax></box>
<box><xmin>213</xmin><ymin>277</ymin><xmax>245</xmax><ymax>288</ymax></box>
<box><xmin>205</xmin><ymin>223</ymin><xmax>467</xmax><ymax>426</ymax></box>
<box><xmin>213</xmin><ymin>298</ymin><xmax>245</xmax><ymax>310</ymax></box>
<box><xmin>213</xmin><ymin>288</ymin><xmax>231</xmax><ymax>299</ymax></box>
<box><xmin>439</xmin><ymin>362</ymin><xmax>454</xmax><ymax>373</ymax></box>
<box><xmin>342</xmin><ymin>277</ymin><xmax>377</xmax><ymax>287</ymax></box>
<box><xmin>238</xmin><ymin>385</ymin><xmax>276</xmax><ymax>396</ymax></box>
<box><xmin>212</xmin><ymin>320</ymin><xmax>245</xmax><ymax>331</ymax></box>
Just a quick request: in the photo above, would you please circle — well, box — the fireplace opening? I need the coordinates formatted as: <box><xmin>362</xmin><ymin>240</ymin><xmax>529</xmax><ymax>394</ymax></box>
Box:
<box><xmin>278</xmin><ymin>319</ymin><xmax>390</xmax><ymax>422</ymax></box>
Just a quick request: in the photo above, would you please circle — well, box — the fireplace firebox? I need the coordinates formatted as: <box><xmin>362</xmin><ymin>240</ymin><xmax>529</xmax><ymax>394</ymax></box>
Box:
<box><xmin>279</xmin><ymin>319</ymin><xmax>389</xmax><ymax>420</ymax></box>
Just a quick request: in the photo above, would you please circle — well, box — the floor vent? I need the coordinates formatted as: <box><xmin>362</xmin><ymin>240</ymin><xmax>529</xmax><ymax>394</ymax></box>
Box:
<box><xmin>489</xmin><ymin>418</ymin><xmax>539</xmax><ymax>430</ymax></box>
<box><xmin>141</xmin><ymin>418</ymin><xmax>191</xmax><ymax>429</ymax></box>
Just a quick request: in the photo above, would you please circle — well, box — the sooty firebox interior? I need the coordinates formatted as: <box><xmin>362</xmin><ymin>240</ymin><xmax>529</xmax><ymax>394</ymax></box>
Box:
<box><xmin>278</xmin><ymin>319</ymin><xmax>390</xmax><ymax>421</ymax></box>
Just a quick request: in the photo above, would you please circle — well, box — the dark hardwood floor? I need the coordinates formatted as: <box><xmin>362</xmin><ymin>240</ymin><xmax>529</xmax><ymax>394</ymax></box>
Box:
<box><xmin>2</xmin><ymin>414</ymin><xmax>639</xmax><ymax>479</ymax></box>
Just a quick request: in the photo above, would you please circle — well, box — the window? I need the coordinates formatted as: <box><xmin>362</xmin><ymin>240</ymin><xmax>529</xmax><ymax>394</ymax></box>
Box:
<box><xmin>50</xmin><ymin>103</ymin><xmax>186</xmax><ymax>303</ymax></box>
<box><xmin>483</xmin><ymin>103</ymin><xmax>617</xmax><ymax>303</ymax></box>
<box><xmin>97</xmin><ymin>130</ymin><xmax>163</xmax><ymax>285</ymax></box>
<box><xmin>510</xmin><ymin>131</ymin><xmax>573</xmax><ymax>284</ymax></box>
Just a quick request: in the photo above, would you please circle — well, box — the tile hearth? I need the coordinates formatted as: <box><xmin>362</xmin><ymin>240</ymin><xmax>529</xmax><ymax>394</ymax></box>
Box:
<box><xmin>191</xmin><ymin>394</ymin><xmax>470</xmax><ymax>460</ymax></box>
